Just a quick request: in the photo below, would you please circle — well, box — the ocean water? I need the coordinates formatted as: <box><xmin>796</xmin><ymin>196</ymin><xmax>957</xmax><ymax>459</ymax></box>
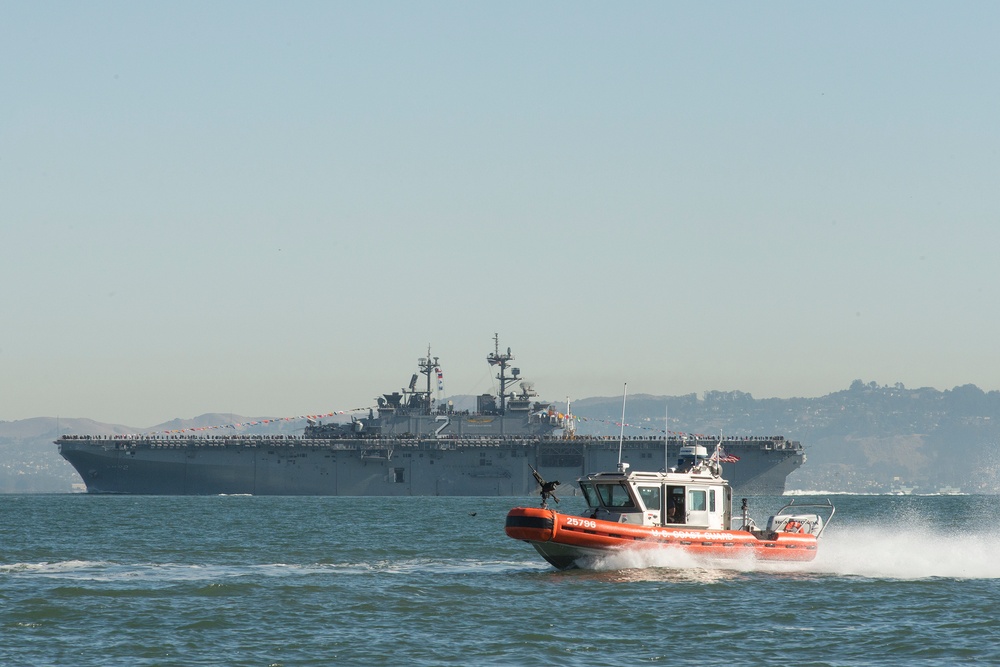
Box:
<box><xmin>2</xmin><ymin>494</ymin><xmax>999</xmax><ymax>666</ymax></box>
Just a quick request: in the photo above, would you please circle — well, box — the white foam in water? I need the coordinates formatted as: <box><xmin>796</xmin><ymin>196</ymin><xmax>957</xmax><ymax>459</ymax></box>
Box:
<box><xmin>1</xmin><ymin>560</ymin><xmax>318</xmax><ymax>582</ymax></box>
<box><xmin>572</xmin><ymin>522</ymin><xmax>1000</xmax><ymax>580</ymax></box>
<box><xmin>0</xmin><ymin>560</ymin><xmax>111</xmax><ymax>575</ymax></box>
<box><xmin>803</xmin><ymin>523</ymin><xmax>1000</xmax><ymax>580</ymax></box>
<box><xmin>582</xmin><ymin>545</ymin><xmax>763</xmax><ymax>581</ymax></box>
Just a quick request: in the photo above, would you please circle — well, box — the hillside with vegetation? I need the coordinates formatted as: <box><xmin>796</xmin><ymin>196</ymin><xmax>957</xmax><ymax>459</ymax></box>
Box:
<box><xmin>571</xmin><ymin>380</ymin><xmax>1000</xmax><ymax>493</ymax></box>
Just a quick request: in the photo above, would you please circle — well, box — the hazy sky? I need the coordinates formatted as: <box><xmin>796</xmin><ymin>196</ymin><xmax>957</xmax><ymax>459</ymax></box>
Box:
<box><xmin>3</xmin><ymin>2</ymin><xmax>999</xmax><ymax>426</ymax></box>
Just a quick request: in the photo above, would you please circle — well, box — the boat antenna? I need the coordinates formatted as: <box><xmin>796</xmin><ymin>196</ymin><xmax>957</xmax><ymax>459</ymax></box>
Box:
<box><xmin>617</xmin><ymin>382</ymin><xmax>628</xmax><ymax>469</ymax></box>
<box><xmin>664</xmin><ymin>403</ymin><xmax>669</xmax><ymax>472</ymax></box>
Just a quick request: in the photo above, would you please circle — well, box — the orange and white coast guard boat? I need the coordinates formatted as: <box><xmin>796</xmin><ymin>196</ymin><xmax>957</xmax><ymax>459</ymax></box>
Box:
<box><xmin>505</xmin><ymin>445</ymin><xmax>834</xmax><ymax>570</ymax></box>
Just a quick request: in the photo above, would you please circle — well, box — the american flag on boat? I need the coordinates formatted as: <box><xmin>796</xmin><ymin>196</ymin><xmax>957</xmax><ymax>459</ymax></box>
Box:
<box><xmin>714</xmin><ymin>445</ymin><xmax>740</xmax><ymax>463</ymax></box>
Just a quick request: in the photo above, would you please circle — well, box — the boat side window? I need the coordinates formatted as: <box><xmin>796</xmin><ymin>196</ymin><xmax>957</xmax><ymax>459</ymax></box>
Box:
<box><xmin>637</xmin><ymin>485</ymin><xmax>661</xmax><ymax>512</ymax></box>
<box><xmin>596</xmin><ymin>482</ymin><xmax>636</xmax><ymax>508</ymax></box>
<box><xmin>689</xmin><ymin>489</ymin><xmax>707</xmax><ymax>512</ymax></box>
<box><xmin>580</xmin><ymin>483</ymin><xmax>597</xmax><ymax>508</ymax></box>
<box><xmin>709</xmin><ymin>488</ymin><xmax>717</xmax><ymax>513</ymax></box>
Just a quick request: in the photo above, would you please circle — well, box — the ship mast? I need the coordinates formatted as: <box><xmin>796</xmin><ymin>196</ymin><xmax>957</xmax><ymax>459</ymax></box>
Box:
<box><xmin>417</xmin><ymin>345</ymin><xmax>439</xmax><ymax>411</ymax></box>
<box><xmin>487</xmin><ymin>333</ymin><xmax>519</xmax><ymax>415</ymax></box>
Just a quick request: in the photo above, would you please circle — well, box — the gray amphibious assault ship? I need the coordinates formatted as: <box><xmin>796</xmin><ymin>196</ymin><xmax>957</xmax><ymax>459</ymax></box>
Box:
<box><xmin>57</xmin><ymin>338</ymin><xmax>805</xmax><ymax>496</ymax></box>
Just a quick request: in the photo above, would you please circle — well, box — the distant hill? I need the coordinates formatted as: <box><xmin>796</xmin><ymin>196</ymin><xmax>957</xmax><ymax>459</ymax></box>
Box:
<box><xmin>4</xmin><ymin>380</ymin><xmax>999</xmax><ymax>493</ymax></box>
<box><xmin>565</xmin><ymin>380</ymin><xmax>1000</xmax><ymax>494</ymax></box>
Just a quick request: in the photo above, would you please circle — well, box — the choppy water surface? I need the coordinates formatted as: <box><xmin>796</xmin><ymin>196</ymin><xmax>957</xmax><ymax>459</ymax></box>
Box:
<box><xmin>2</xmin><ymin>494</ymin><xmax>998</xmax><ymax>665</ymax></box>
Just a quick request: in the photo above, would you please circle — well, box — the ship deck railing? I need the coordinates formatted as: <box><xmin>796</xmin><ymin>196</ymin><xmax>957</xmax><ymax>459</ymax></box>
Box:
<box><xmin>58</xmin><ymin>433</ymin><xmax>802</xmax><ymax>453</ymax></box>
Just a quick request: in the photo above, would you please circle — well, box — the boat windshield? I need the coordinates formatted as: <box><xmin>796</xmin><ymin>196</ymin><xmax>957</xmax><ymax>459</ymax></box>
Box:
<box><xmin>579</xmin><ymin>483</ymin><xmax>597</xmax><ymax>508</ymax></box>
<box><xmin>596</xmin><ymin>482</ymin><xmax>636</xmax><ymax>508</ymax></box>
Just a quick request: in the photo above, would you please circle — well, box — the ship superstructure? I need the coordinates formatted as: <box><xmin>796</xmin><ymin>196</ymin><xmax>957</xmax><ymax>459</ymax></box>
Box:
<box><xmin>57</xmin><ymin>337</ymin><xmax>805</xmax><ymax>496</ymax></box>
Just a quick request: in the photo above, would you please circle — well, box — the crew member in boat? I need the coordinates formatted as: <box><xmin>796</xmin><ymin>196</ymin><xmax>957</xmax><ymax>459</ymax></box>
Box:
<box><xmin>667</xmin><ymin>493</ymin><xmax>685</xmax><ymax>524</ymax></box>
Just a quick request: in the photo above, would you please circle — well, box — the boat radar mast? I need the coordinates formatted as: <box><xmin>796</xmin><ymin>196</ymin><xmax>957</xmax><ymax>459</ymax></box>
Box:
<box><xmin>487</xmin><ymin>333</ymin><xmax>520</xmax><ymax>415</ymax></box>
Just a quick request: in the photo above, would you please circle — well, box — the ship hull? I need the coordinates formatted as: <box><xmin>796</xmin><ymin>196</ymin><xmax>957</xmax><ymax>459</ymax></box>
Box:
<box><xmin>58</xmin><ymin>436</ymin><xmax>802</xmax><ymax>496</ymax></box>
